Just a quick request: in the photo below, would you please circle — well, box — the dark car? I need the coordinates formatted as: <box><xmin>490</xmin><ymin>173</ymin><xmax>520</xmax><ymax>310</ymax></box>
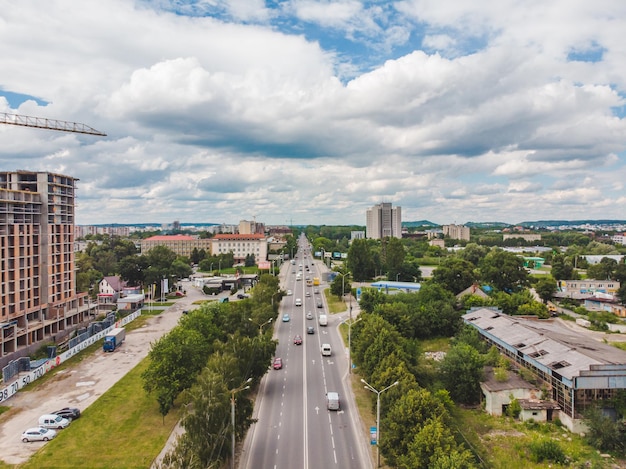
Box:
<box><xmin>307</xmin><ymin>326</ymin><xmax>315</xmax><ymax>335</ymax></box>
<box><xmin>51</xmin><ymin>407</ymin><xmax>81</xmax><ymax>421</ymax></box>
<box><xmin>237</xmin><ymin>293</ymin><xmax>249</xmax><ymax>299</ymax></box>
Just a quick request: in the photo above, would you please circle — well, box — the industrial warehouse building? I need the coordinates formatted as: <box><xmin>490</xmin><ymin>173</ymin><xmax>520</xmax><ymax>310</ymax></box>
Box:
<box><xmin>463</xmin><ymin>307</ymin><xmax>626</xmax><ymax>432</ymax></box>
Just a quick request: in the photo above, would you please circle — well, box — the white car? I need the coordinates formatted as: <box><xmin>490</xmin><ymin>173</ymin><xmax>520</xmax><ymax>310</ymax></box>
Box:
<box><xmin>295</xmin><ymin>298</ymin><xmax>302</xmax><ymax>306</ymax></box>
<box><xmin>22</xmin><ymin>427</ymin><xmax>57</xmax><ymax>443</ymax></box>
<box><xmin>286</xmin><ymin>290</ymin><xmax>292</xmax><ymax>296</ymax></box>
<box><xmin>38</xmin><ymin>414</ymin><xmax>70</xmax><ymax>429</ymax></box>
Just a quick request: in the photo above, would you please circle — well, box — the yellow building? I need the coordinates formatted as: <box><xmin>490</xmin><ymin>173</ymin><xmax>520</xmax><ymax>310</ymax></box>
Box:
<box><xmin>140</xmin><ymin>234</ymin><xmax>212</xmax><ymax>257</ymax></box>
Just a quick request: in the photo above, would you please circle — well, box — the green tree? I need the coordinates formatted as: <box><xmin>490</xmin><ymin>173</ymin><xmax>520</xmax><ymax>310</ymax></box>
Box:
<box><xmin>171</xmin><ymin>258</ymin><xmax>193</xmax><ymax>281</ymax></box>
<box><xmin>534</xmin><ymin>277</ymin><xmax>557</xmax><ymax>303</ymax></box>
<box><xmin>358</xmin><ymin>289</ymin><xmax>387</xmax><ymax>313</ymax></box>
<box><xmin>75</xmin><ymin>251</ymin><xmax>101</xmax><ymax>294</ymax></box>
<box><xmin>618</xmin><ymin>283</ymin><xmax>626</xmax><ymax>305</ymax></box>
<box><xmin>330</xmin><ymin>271</ymin><xmax>351</xmax><ymax>298</ymax></box>
<box><xmin>550</xmin><ymin>253</ymin><xmax>577</xmax><ymax>280</ymax></box>
<box><xmin>432</xmin><ymin>257</ymin><xmax>477</xmax><ymax>294</ymax></box>
<box><xmin>381</xmin><ymin>387</ymin><xmax>448</xmax><ymax>466</ymax></box>
<box><xmin>142</xmin><ymin>325</ymin><xmax>214</xmax><ymax>416</ymax></box>
<box><xmin>439</xmin><ymin>343</ymin><xmax>484</xmax><ymax>404</ymax></box>
<box><xmin>458</xmin><ymin>243</ymin><xmax>489</xmax><ymax>266</ymax></box>
<box><xmin>384</xmin><ymin>237</ymin><xmax>406</xmax><ymax>279</ymax></box>
<box><xmin>583</xmin><ymin>407</ymin><xmax>625</xmax><ymax>452</ymax></box>
<box><xmin>400</xmin><ymin>417</ymin><xmax>474</xmax><ymax>469</ymax></box>
<box><xmin>347</xmin><ymin>238</ymin><xmax>375</xmax><ymax>281</ymax></box>
<box><xmin>479</xmin><ymin>249</ymin><xmax>529</xmax><ymax>292</ymax></box>
<box><xmin>175</xmin><ymin>368</ymin><xmax>232</xmax><ymax>467</ymax></box>
<box><xmin>587</xmin><ymin>257</ymin><xmax>618</xmax><ymax>280</ymax></box>
<box><xmin>118</xmin><ymin>255</ymin><xmax>148</xmax><ymax>286</ymax></box>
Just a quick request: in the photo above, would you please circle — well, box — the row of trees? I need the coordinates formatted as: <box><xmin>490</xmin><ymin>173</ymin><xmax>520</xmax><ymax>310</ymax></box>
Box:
<box><xmin>146</xmin><ymin>274</ymin><xmax>280</xmax><ymax>468</ymax></box>
<box><xmin>351</xmin><ymin>289</ymin><xmax>477</xmax><ymax>468</ymax></box>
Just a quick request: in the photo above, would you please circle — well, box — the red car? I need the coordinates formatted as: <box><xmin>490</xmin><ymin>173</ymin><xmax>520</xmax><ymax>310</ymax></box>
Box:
<box><xmin>293</xmin><ymin>335</ymin><xmax>303</xmax><ymax>345</ymax></box>
<box><xmin>273</xmin><ymin>357</ymin><xmax>283</xmax><ymax>370</ymax></box>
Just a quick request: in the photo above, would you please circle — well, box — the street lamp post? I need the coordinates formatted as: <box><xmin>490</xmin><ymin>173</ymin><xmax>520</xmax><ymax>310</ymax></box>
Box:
<box><xmin>396</xmin><ymin>273</ymin><xmax>400</xmax><ymax>282</ymax></box>
<box><xmin>361</xmin><ymin>378</ymin><xmax>399</xmax><ymax>468</ymax></box>
<box><xmin>210</xmin><ymin>262</ymin><xmax>214</xmax><ymax>273</ymax></box>
<box><xmin>230</xmin><ymin>377</ymin><xmax>252</xmax><ymax>469</ymax></box>
<box><xmin>249</xmin><ymin>317</ymin><xmax>273</xmax><ymax>335</ymax></box>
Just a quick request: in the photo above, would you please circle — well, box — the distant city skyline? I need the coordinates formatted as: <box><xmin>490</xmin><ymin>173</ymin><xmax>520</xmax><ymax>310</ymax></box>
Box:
<box><xmin>1</xmin><ymin>2</ymin><xmax>625</xmax><ymax>225</ymax></box>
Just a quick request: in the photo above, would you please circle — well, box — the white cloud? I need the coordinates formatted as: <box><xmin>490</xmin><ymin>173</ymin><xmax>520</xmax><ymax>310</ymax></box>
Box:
<box><xmin>0</xmin><ymin>0</ymin><xmax>625</xmax><ymax>226</ymax></box>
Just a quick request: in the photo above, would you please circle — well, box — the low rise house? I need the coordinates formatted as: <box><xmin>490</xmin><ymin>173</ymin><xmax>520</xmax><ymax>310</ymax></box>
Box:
<box><xmin>98</xmin><ymin>276</ymin><xmax>127</xmax><ymax>311</ymax></box>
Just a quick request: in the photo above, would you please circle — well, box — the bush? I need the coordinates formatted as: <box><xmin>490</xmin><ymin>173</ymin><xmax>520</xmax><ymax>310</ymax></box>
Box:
<box><xmin>528</xmin><ymin>438</ymin><xmax>566</xmax><ymax>464</ymax></box>
<box><xmin>506</xmin><ymin>398</ymin><xmax>521</xmax><ymax>418</ymax></box>
<box><xmin>494</xmin><ymin>367</ymin><xmax>509</xmax><ymax>382</ymax></box>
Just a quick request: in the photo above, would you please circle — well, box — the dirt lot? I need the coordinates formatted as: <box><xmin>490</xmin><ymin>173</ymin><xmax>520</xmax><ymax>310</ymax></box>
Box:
<box><xmin>0</xmin><ymin>280</ymin><xmax>207</xmax><ymax>466</ymax></box>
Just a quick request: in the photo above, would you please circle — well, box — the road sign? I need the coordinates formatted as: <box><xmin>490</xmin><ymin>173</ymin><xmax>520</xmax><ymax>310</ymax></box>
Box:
<box><xmin>370</xmin><ymin>426</ymin><xmax>377</xmax><ymax>445</ymax></box>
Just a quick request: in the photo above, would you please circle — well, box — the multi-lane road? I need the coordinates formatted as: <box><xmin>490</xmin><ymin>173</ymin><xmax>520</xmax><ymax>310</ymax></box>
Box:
<box><xmin>240</xmin><ymin>239</ymin><xmax>371</xmax><ymax>468</ymax></box>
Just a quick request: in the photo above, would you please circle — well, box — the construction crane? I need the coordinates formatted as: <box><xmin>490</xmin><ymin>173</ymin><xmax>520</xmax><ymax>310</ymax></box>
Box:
<box><xmin>0</xmin><ymin>112</ymin><xmax>106</xmax><ymax>136</ymax></box>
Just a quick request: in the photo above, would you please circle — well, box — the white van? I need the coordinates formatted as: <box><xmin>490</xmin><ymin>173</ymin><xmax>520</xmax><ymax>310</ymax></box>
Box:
<box><xmin>327</xmin><ymin>392</ymin><xmax>340</xmax><ymax>410</ymax></box>
<box><xmin>321</xmin><ymin>343</ymin><xmax>332</xmax><ymax>356</ymax></box>
<box><xmin>318</xmin><ymin>314</ymin><xmax>328</xmax><ymax>326</ymax></box>
<box><xmin>38</xmin><ymin>414</ymin><xmax>70</xmax><ymax>429</ymax></box>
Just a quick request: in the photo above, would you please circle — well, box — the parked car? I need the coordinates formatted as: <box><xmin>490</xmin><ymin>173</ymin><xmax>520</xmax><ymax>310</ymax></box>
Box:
<box><xmin>282</xmin><ymin>313</ymin><xmax>290</xmax><ymax>322</ymax></box>
<box><xmin>237</xmin><ymin>293</ymin><xmax>249</xmax><ymax>299</ymax></box>
<box><xmin>38</xmin><ymin>414</ymin><xmax>70</xmax><ymax>429</ymax></box>
<box><xmin>307</xmin><ymin>326</ymin><xmax>315</xmax><ymax>334</ymax></box>
<box><xmin>294</xmin><ymin>335</ymin><xmax>303</xmax><ymax>345</ymax></box>
<box><xmin>273</xmin><ymin>357</ymin><xmax>283</xmax><ymax>370</ymax></box>
<box><xmin>51</xmin><ymin>407</ymin><xmax>81</xmax><ymax>421</ymax></box>
<box><xmin>22</xmin><ymin>427</ymin><xmax>57</xmax><ymax>443</ymax></box>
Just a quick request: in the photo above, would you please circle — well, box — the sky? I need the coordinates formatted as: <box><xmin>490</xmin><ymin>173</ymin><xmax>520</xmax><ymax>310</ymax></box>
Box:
<box><xmin>1</xmin><ymin>1</ymin><xmax>625</xmax><ymax>226</ymax></box>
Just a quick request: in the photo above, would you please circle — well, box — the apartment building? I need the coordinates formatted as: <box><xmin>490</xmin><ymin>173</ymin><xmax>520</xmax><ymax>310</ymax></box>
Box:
<box><xmin>75</xmin><ymin>225</ymin><xmax>130</xmax><ymax>238</ymax></box>
<box><xmin>556</xmin><ymin>279</ymin><xmax>620</xmax><ymax>299</ymax></box>
<box><xmin>502</xmin><ymin>233</ymin><xmax>541</xmax><ymax>242</ymax></box>
<box><xmin>0</xmin><ymin>171</ymin><xmax>93</xmax><ymax>367</ymax></box>
<box><xmin>442</xmin><ymin>224</ymin><xmax>470</xmax><ymax>241</ymax></box>
<box><xmin>366</xmin><ymin>203</ymin><xmax>402</xmax><ymax>239</ymax></box>
<box><xmin>239</xmin><ymin>219</ymin><xmax>265</xmax><ymax>235</ymax></box>
<box><xmin>140</xmin><ymin>234</ymin><xmax>212</xmax><ymax>257</ymax></box>
<box><xmin>211</xmin><ymin>234</ymin><xmax>267</xmax><ymax>264</ymax></box>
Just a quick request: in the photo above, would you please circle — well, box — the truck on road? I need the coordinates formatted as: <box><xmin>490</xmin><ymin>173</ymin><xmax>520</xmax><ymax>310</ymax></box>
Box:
<box><xmin>318</xmin><ymin>314</ymin><xmax>328</xmax><ymax>326</ymax></box>
<box><xmin>103</xmin><ymin>327</ymin><xmax>126</xmax><ymax>352</ymax></box>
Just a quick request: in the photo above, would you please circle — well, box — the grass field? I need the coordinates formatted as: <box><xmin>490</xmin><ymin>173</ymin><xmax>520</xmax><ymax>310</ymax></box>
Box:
<box><xmin>22</xmin><ymin>358</ymin><xmax>180</xmax><ymax>469</ymax></box>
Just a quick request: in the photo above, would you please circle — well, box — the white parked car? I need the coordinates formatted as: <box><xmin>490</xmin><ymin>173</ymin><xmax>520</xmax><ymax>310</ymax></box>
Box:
<box><xmin>22</xmin><ymin>427</ymin><xmax>57</xmax><ymax>443</ymax></box>
<box><xmin>38</xmin><ymin>414</ymin><xmax>70</xmax><ymax>429</ymax></box>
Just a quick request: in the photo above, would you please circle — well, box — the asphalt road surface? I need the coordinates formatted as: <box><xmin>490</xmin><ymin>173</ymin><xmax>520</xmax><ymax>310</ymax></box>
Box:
<box><xmin>239</xmin><ymin>238</ymin><xmax>371</xmax><ymax>469</ymax></box>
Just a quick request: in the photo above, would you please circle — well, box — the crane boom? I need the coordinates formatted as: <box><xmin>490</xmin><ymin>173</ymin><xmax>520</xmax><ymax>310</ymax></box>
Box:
<box><xmin>0</xmin><ymin>112</ymin><xmax>106</xmax><ymax>136</ymax></box>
